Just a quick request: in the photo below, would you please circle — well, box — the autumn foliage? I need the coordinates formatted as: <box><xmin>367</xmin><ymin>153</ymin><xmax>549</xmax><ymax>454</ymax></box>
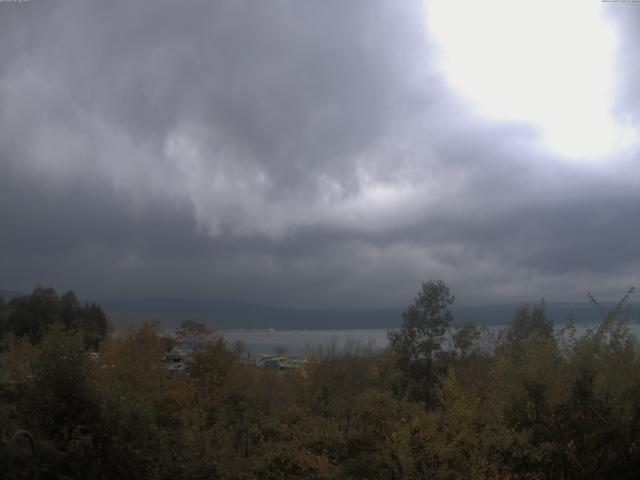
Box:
<box><xmin>1</xmin><ymin>285</ymin><xmax>640</xmax><ymax>479</ymax></box>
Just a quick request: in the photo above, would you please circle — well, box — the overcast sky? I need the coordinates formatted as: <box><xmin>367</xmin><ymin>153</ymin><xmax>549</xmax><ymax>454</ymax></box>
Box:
<box><xmin>1</xmin><ymin>0</ymin><xmax>640</xmax><ymax>308</ymax></box>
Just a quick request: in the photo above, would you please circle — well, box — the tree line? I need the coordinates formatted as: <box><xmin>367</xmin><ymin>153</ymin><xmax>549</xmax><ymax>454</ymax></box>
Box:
<box><xmin>1</xmin><ymin>282</ymin><xmax>640</xmax><ymax>479</ymax></box>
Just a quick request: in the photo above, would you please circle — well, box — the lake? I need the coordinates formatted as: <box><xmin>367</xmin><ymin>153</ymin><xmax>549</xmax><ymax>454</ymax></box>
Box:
<box><xmin>221</xmin><ymin>329</ymin><xmax>390</xmax><ymax>357</ymax></box>
<box><xmin>221</xmin><ymin>323</ymin><xmax>640</xmax><ymax>357</ymax></box>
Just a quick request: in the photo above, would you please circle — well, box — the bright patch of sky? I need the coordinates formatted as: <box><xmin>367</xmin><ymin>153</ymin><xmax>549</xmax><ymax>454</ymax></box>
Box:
<box><xmin>425</xmin><ymin>0</ymin><xmax>638</xmax><ymax>161</ymax></box>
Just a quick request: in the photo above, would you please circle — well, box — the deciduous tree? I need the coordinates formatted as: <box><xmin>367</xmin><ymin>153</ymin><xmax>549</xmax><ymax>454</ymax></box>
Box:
<box><xmin>388</xmin><ymin>280</ymin><xmax>455</xmax><ymax>405</ymax></box>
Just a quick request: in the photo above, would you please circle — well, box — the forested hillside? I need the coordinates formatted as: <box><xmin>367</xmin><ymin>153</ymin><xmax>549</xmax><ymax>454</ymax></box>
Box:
<box><xmin>1</xmin><ymin>283</ymin><xmax>640</xmax><ymax>479</ymax></box>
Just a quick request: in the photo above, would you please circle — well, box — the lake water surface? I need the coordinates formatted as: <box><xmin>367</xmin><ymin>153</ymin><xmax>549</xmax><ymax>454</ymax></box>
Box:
<box><xmin>221</xmin><ymin>323</ymin><xmax>640</xmax><ymax>357</ymax></box>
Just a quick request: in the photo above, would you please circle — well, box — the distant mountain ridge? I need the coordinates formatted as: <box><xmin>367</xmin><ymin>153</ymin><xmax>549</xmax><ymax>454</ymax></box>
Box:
<box><xmin>100</xmin><ymin>297</ymin><xmax>635</xmax><ymax>329</ymax></box>
<box><xmin>0</xmin><ymin>289</ymin><xmax>25</xmax><ymax>300</ymax></box>
<box><xmin>2</xmin><ymin>288</ymin><xmax>634</xmax><ymax>329</ymax></box>
<box><xmin>100</xmin><ymin>298</ymin><xmax>400</xmax><ymax>329</ymax></box>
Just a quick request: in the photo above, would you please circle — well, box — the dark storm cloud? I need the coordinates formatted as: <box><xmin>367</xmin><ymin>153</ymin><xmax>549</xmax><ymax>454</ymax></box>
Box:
<box><xmin>1</xmin><ymin>0</ymin><xmax>639</xmax><ymax>308</ymax></box>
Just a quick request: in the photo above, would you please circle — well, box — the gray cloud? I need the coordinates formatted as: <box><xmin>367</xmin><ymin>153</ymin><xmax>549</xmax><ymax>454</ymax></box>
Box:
<box><xmin>1</xmin><ymin>0</ymin><xmax>639</xmax><ymax>309</ymax></box>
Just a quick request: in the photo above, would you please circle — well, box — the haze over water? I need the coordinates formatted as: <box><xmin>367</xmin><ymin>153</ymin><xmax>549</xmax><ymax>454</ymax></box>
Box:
<box><xmin>222</xmin><ymin>322</ymin><xmax>640</xmax><ymax>357</ymax></box>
